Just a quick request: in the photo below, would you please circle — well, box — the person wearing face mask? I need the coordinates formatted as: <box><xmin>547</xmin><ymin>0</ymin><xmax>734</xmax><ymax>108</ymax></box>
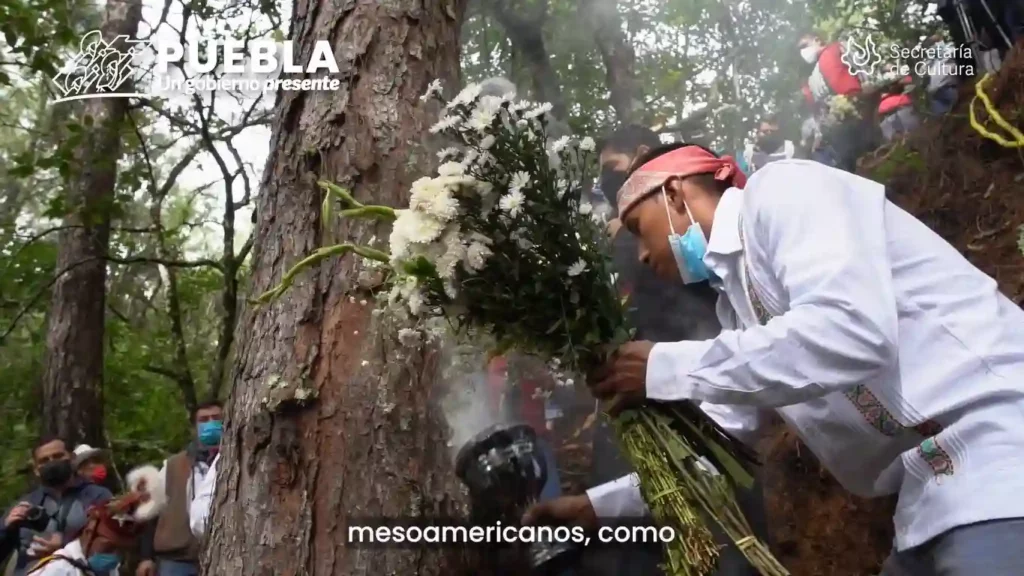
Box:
<box><xmin>582</xmin><ymin>144</ymin><xmax>1024</xmax><ymax>576</ymax></box>
<box><xmin>28</xmin><ymin>472</ymin><xmax>166</xmax><ymax>576</ymax></box>
<box><xmin>136</xmin><ymin>401</ymin><xmax>223</xmax><ymax>576</ymax></box>
<box><xmin>797</xmin><ymin>32</ymin><xmax>916</xmax><ymax>170</ymax></box>
<box><xmin>1</xmin><ymin>438</ymin><xmax>112</xmax><ymax>576</ymax></box>
<box><xmin>529</xmin><ymin>127</ymin><xmax>767</xmax><ymax>576</ymax></box>
<box><xmin>70</xmin><ymin>447</ymin><xmax>108</xmax><ymax>490</ymax></box>
<box><xmin>741</xmin><ymin>115</ymin><xmax>795</xmax><ymax>174</ymax></box>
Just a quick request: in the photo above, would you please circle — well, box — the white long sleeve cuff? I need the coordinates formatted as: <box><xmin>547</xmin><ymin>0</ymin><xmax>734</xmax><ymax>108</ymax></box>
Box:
<box><xmin>585</xmin><ymin>474</ymin><xmax>647</xmax><ymax>518</ymax></box>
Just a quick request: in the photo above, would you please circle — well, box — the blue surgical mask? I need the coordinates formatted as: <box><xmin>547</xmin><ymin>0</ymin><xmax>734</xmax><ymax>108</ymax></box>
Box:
<box><xmin>87</xmin><ymin>553</ymin><xmax>120</xmax><ymax>573</ymax></box>
<box><xmin>664</xmin><ymin>187</ymin><xmax>711</xmax><ymax>284</ymax></box>
<box><xmin>197</xmin><ymin>420</ymin><xmax>223</xmax><ymax>447</ymax></box>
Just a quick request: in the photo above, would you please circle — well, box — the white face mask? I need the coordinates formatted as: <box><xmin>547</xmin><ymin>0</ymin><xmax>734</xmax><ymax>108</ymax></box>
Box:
<box><xmin>800</xmin><ymin>45</ymin><xmax>822</xmax><ymax>64</ymax></box>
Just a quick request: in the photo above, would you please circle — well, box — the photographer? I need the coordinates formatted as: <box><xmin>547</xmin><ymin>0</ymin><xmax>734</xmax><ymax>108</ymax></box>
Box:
<box><xmin>1</xmin><ymin>438</ymin><xmax>111</xmax><ymax>576</ymax></box>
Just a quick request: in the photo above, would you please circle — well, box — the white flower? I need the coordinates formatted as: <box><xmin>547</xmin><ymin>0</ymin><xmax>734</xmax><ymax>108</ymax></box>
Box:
<box><xmin>567</xmin><ymin>259</ymin><xmax>587</xmax><ymax>277</ymax></box>
<box><xmin>398</xmin><ymin>328</ymin><xmax>422</xmax><ymax>346</ymax></box>
<box><xmin>524</xmin><ymin>102</ymin><xmax>553</xmax><ymax>119</ymax></box>
<box><xmin>579</xmin><ymin>137</ymin><xmax>595</xmax><ymax>152</ymax></box>
<box><xmin>437</xmin><ymin>161</ymin><xmax>465</xmax><ymax>177</ymax></box>
<box><xmin>510</xmin><ymin>100</ymin><xmax>532</xmax><ymax>113</ymax></box>
<box><xmin>409</xmin><ymin>177</ymin><xmax>459</xmax><ymax>221</ymax></box>
<box><xmin>476</xmin><ymin>180</ymin><xmax>494</xmax><ymax>196</ymax></box>
<box><xmin>420</xmin><ymin>79</ymin><xmax>443</xmax><ymax>102</ymax></box>
<box><xmin>509</xmin><ymin>171</ymin><xmax>531</xmax><ymax>194</ymax></box>
<box><xmin>389</xmin><ymin>210</ymin><xmax>445</xmax><ymax>260</ymax></box>
<box><xmin>430</xmin><ymin>115</ymin><xmax>460</xmax><ymax>134</ymax></box>
<box><xmin>464</xmin><ymin>241</ymin><xmax>492</xmax><ymax>271</ymax></box>
<box><xmin>476</xmin><ymin>152</ymin><xmax>495</xmax><ymax>168</ymax></box>
<box><xmin>437</xmin><ymin>147</ymin><xmax>459</xmax><ymax>161</ymax></box>
<box><xmin>460</xmin><ymin>149</ymin><xmax>479</xmax><ymax>168</ymax></box>
<box><xmin>458</xmin><ymin>95</ymin><xmax>501</xmax><ymax>132</ymax></box>
<box><xmin>550</xmin><ymin>136</ymin><xmax>571</xmax><ymax>154</ymax></box>
<box><xmin>515</xmin><ymin>119</ymin><xmax>528</xmax><ymax>129</ymax></box>
<box><xmin>479</xmin><ymin>135</ymin><xmax>496</xmax><ymax>150</ymax></box>
<box><xmin>407</xmin><ymin>290</ymin><xmax>425</xmax><ymax>315</ymax></box>
<box><xmin>499</xmin><ymin>189</ymin><xmax>525</xmax><ymax>217</ymax></box>
<box><xmin>578</xmin><ymin>202</ymin><xmax>593</xmax><ymax>215</ymax></box>
<box><xmin>448</xmin><ymin>83</ymin><xmax>482</xmax><ymax>109</ymax></box>
<box><xmin>436</xmin><ymin>226</ymin><xmax>466</xmax><ymax>279</ymax></box>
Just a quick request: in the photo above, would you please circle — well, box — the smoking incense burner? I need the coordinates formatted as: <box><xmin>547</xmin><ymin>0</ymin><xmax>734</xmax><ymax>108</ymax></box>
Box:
<box><xmin>455</xmin><ymin>423</ymin><xmax>577</xmax><ymax>575</ymax></box>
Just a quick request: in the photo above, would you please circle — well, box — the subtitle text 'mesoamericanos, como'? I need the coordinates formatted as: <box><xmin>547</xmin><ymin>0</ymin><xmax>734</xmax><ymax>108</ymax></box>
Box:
<box><xmin>345</xmin><ymin>520</ymin><xmax>677</xmax><ymax>548</ymax></box>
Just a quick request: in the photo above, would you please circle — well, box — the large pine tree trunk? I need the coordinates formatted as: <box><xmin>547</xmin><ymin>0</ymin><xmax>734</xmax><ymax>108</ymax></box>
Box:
<box><xmin>204</xmin><ymin>1</ymin><xmax>470</xmax><ymax>574</ymax></box>
<box><xmin>39</xmin><ymin>0</ymin><xmax>141</xmax><ymax>446</ymax></box>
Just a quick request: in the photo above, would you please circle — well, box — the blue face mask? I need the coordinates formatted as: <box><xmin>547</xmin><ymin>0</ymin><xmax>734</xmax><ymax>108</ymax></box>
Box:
<box><xmin>664</xmin><ymin>188</ymin><xmax>711</xmax><ymax>284</ymax></box>
<box><xmin>87</xmin><ymin>553</ymin><xmax>120</xmax><ymax>573</ymax></box>
<box><xmin>197</xmin><ymin>420</ymin><xmax>223</xmax><ymax>447</ymax></box>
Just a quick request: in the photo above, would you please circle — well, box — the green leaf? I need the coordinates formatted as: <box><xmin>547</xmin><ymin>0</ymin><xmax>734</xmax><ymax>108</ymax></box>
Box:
<box><xmin>8</xmin><ymin>164</ymin><xmax>33</xmax><ymax>177</ymax></box>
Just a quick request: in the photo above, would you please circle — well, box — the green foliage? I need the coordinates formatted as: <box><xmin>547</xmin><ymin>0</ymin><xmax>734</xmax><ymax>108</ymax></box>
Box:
<box><xmin>0</xmin><ymin>0</ymin><xmax>955</xmax><ymax>508</ymax></box>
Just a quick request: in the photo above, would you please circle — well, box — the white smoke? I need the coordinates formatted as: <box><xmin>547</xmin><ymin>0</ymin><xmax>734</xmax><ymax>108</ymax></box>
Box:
<box><xmin>438</xmin><ymin>341</ymin><xmax>510</xmax><ymax>461</ymax></box>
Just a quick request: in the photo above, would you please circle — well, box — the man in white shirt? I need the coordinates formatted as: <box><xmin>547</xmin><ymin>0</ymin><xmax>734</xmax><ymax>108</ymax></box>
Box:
<box><xmin>137</xmin><ymin>402</ymin><xmax>222</xmax><ymax>576</ymax></box>
<box><xmin>187</xmin><ymin>455</ymin><xmax>217</xmax><ymax>539</ymax></box>
<box><xmin>527</xmin><ymin>144</ymin><xmax>1024</xmax><ymax>575</ymax></box>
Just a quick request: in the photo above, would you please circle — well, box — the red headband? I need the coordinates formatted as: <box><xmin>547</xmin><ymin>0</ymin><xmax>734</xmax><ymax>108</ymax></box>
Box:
<box><xmin>617</xmin><ymin>146</ymin><xmax>747</xmax><ymax>217</ymax></box>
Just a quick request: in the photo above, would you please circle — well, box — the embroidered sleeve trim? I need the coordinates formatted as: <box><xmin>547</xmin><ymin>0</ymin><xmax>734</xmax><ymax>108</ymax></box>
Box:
<box><xmin>737</xmin><ymin>220</ymin><xmax>945</xmax><ymax>443</ymax></box>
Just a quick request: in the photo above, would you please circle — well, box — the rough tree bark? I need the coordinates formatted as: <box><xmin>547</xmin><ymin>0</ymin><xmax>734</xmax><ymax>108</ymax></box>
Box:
<box><xmin>204</xmin><ymin>1</ymin><xmax>472</xmax><ymax>575</ymax></box>
<box><xmin>577</xmin><ymin>0</ymin><xmax>642</xmax><ymax>124</ymax></box>
<box><xmin>39</xmin><ymin>0</ymin><xmax>142</xmax><ymax>446</ymax></box>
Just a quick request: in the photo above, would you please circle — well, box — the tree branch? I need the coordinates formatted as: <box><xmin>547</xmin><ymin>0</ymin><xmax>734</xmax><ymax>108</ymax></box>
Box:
<box><xmin>105</xmin><ymin>255</ymin><xmax>225</xmax><ymax>271</ymax></box>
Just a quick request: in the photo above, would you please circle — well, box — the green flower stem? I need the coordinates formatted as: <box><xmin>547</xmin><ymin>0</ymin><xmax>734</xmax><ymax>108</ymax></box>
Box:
<box><xmin>319</xmin><ymin>181</ymin><xmax>363</xmax><ymax>208</ymax></box>
<box><xmin>250</xmin><ymin>243</ymin><xmax>391</xmax><ymax>306</ymax></box>
<box><xmin>339</xmin><ymin>206</ymin><xmax>397</xmax><ymax>221</ymax></box>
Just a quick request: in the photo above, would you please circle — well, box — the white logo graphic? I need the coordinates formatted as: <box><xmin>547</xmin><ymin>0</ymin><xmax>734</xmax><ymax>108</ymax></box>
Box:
<box><xmin>840</xmin><ymin>34</ymin><xmax>884</xmax><ymax>76</ymax></box>
<box><xmin>51</xmin><ymin>30</ymin><xmax>152</xmax><ymax>104</ymax></box>
<box><xmin>50</xmin><ymin>30</ymin><xmax>343</xmax><ymax>104</ymax></box>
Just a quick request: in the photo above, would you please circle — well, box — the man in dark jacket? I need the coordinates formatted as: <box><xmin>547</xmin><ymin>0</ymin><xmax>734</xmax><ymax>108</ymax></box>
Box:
<box><xmin>0</xmin><ymin>437</ymin><xmax>112</xmax><ymax>576</ymax></box>
<box><xmin>534</xmin><ymin>125</ymin><xmax>770</xmax><ymax>576</ymax></box>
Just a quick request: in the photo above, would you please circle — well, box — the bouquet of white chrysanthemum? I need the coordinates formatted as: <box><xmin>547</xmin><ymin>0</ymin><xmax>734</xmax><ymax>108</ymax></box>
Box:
<box><xmin>377</xmin><ymin>80</ymin><xmax>632</xmax><ymax>373</ymax></box>
<box><xmin>253</xmin><ymin>81</ymin><xmax>787</xmax><ymax>576</ymax></box>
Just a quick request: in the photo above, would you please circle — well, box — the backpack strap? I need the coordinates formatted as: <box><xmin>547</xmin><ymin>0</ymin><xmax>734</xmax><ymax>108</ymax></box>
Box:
<box><xmin>27</xmin><ymin>553</ymin><xmax>94</xmax><ymax>576</ymax></box>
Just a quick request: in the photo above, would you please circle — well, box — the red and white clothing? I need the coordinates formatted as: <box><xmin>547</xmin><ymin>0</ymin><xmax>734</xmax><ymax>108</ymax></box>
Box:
<box><xmin>802</xmin><ymin>41</ymin><xmax>912</xmax><ymax>118</ymax></box>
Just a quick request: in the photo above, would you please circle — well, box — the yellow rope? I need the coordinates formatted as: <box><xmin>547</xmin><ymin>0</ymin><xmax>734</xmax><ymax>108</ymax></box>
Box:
<box><xmin>969</xmin><ymin>73</ymin><xmax>1024</xmax><ymax>148</ymax></box>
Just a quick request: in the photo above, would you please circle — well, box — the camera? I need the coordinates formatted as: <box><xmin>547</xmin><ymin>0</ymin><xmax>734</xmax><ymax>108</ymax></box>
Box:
<box><xmin>16</xmin><ymin>506</ymin><xmax>50</xmax><ymax>532</ymax></box>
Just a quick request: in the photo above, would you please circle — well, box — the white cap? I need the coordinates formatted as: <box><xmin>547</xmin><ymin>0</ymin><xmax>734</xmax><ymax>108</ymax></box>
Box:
<box><xmin>72</xmin><ymin>444</ymin><xmax>104</xmax><ymax>465</ymax></box>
